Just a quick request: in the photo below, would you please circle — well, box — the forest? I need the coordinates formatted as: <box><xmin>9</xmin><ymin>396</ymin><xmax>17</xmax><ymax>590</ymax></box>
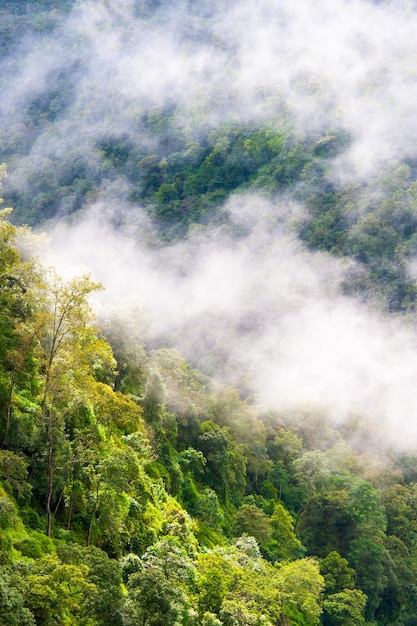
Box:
<box><xmin>2</xmin><ymin>0</ymin><xmax>417</xmax><ymax>625</ymax></box>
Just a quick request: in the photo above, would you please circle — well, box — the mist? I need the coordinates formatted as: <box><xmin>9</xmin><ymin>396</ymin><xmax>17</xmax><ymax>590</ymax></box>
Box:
<box><xmin>41</xmin><ymin>192</ymin><xmax>417</xmax><ymax>449</ymax></box>
<box><xmin>3</xmin><ymin>0</ymin><xmax>417</xmax><ymax>180</ymax></box>
<box><xmin>4</xmin><ymin>0</ymin><xmax>417</xmax><ymax>446</ymax></box>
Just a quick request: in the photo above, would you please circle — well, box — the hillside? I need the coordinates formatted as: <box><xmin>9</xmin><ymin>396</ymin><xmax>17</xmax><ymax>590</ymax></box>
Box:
<box><xmin>1</xmin><ymin>193</ymin><xmax>413</xmax><ymax>625</ymax></box>
<box><xmin>2</xmin><ymin>1</ymin><xmax>417</xmax><ymax>625</ymax></box>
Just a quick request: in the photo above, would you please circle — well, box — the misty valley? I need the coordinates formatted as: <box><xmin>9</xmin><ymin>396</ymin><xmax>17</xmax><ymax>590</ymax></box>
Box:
<box><xmin>2</xmin><ymin>1</ymin><xmax>417</xmax><ymax>625</ymax></box>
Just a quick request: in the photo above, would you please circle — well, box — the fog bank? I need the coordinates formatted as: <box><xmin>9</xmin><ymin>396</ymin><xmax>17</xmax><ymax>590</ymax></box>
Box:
<box><xmin>4</xmin><ymin>0</ymin><xmax>417</xmax><ymax>446</ymax></box>
<box><xmin>43</xmin><ymin>192</ymin><xmax>417</xmax><ymax>448</ymax></box>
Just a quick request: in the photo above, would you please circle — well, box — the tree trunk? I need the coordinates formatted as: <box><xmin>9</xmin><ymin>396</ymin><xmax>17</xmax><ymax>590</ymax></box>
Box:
<box><xmin>0</xmin><ymin>371</ymin><xmax>16</xmax><ymax>449</ymax></box>
<box><xmin>114</xmin><ymin>360</ymin><xmax>122</xmax><ymax>391</ymax></box>
<box><xmin>66</xmin><ymin>472</ymin><xmax>75</xmax><ymax>531</ymax></box>
<box><xmin>46</xmin><ymin>409</ymin><xmax>55</xmax><ymax>538</ymax></box>
<box><xmin>53</xmin><ymin>463</ymin><xmax>72</xmax><ymax>518</ymax></box>
<box><xmin>87</xmin><ymin>481</ymin><xmax>100</xmax><ymax>547</ymax></box>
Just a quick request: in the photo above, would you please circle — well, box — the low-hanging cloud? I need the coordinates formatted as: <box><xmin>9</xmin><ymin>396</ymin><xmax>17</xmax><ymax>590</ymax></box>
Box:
<box><xmin>3</xmin><ymin>0</ymin><xmax>417</xmax><ymax>184</ymax></box>
<box><xmin>5</xmin><ymin>0</ymin><xmax>417</xmax><ymax>448</ymax></box>
<box><xmin>42</xmin><ymin>192</ymin><xmax>417</xmax><ymax>448</ymax></box>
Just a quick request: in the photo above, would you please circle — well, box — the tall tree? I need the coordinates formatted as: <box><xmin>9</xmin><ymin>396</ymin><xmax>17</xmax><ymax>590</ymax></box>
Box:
<box><xmin>0</xmin><ymin>192</ymin><xmax>41</xmax><ymax>450</ymax></box>
<box><xmin>37</xmin><ymin>270</ymin><xmax>111</xmax><ymax>537</ymax></box>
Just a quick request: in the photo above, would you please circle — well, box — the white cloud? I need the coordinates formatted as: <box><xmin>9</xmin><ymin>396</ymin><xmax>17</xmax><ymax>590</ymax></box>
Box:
<box><xmin>4</xmin><ymin>0</ymin><xmax>417</xmax><ymax>177</ymax></box>
<box><xmin>42</xmin><ymin>192</ymin><xmax>417</xmax><ymax>447</ymax></box>
<box><xmin>5</xmin><ymin>0</ymin><xmax>417</xmax><ymax>447</ymax></box>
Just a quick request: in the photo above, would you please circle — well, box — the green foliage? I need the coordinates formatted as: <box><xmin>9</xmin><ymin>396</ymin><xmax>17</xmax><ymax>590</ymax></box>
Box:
<box><xmin>17</xmin><ymin>530</ymin><xmax>53</xmax><ymax>559</ymax></box>
<box><xmin>0</xmin><ymin>450</ymin><xmax>31</xmax><ymax>499</ymax></box>
<box><xmin>276</xmin><ymin>558</ymin><xmax>325</xmax><ymax>625</ymax></box>
<box><xmin>348</xmin><ymin>537</ymin><xmax>388</xmax><ymax>618</ymax></box>
<box><xmin>196</xmin><ymin>542</ymin><xmax>282</xmax><ymax>624</ymax></box>
<box><xmin>0</xmin><ymin>567</ymin><xmax>35</xmax><ymax>626</ymax></box>
<box><xmin>1</xmin><ymin>169</ymin><xmax>417</xmax><ymax>625</ymax></box>
<box><xmin>124</xmin><ymin>538</ymin><xmax>194</xmax><ymax>626</ymax></box>
<box><xmin>322</xmin><ymin>589</ymin><xmax>367</xmax><ymax>626</ymax></box>
<box><xmin>195</xmin><ymin>550</ymin><xmax>238</xmax><ymax>617</ymax></box>
<box><xmin>21</xmin><ymin>553</ymin><xmax>97</xmax><ymax>625</ymax></box>
<box><xmin>320</xmin><ymin>551</ymin><xmax>355</xmax><ymax>594</ymax></box>
<box><xmin>0</xmin><ymin>489</ymin><xmax>19</xmax><ymax>529</ymax></box>
<box><xmin>195</xmin><ymin>488</ymin><xmax>224</xmax><ymax>529</ymax></box>
<box><xmin>269</xmin><ymin>502</ymin><xmax>303</xmax><ymax>561</ymax></box>
<box><xmin>198</xmin><ymin>421</ymin><xmax>246</xmax><ymax>505</ymax></box>
<box><xmin>81</xmin><ymin>546</ymin><xmax>125</xmax><ymax>626</ymax></box>
<box><xmin>234</xmin><ymin>504</ymin><xmax>272</xmax><ymax>549</ymax></box>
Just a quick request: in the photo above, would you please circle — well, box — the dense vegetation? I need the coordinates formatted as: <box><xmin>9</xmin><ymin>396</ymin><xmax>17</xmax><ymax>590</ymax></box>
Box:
<box><xmin>3</xmin><ymin>2</ymin><xmax>417</xmax><ymax>625</ymax></box>
<box><xmin>1</xmin><ymin>166</ymin><xmax>417</xmax><ymax>624</ymax></box>
<box><xmin>1</xmin><ymin>3</ymin><xmax>417</xmax><ymax>315</ymax></box>
<box><xmin>3</xmin><ymin>99</ymin><xmax>417</xmax><ymax>312</ymax></box>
